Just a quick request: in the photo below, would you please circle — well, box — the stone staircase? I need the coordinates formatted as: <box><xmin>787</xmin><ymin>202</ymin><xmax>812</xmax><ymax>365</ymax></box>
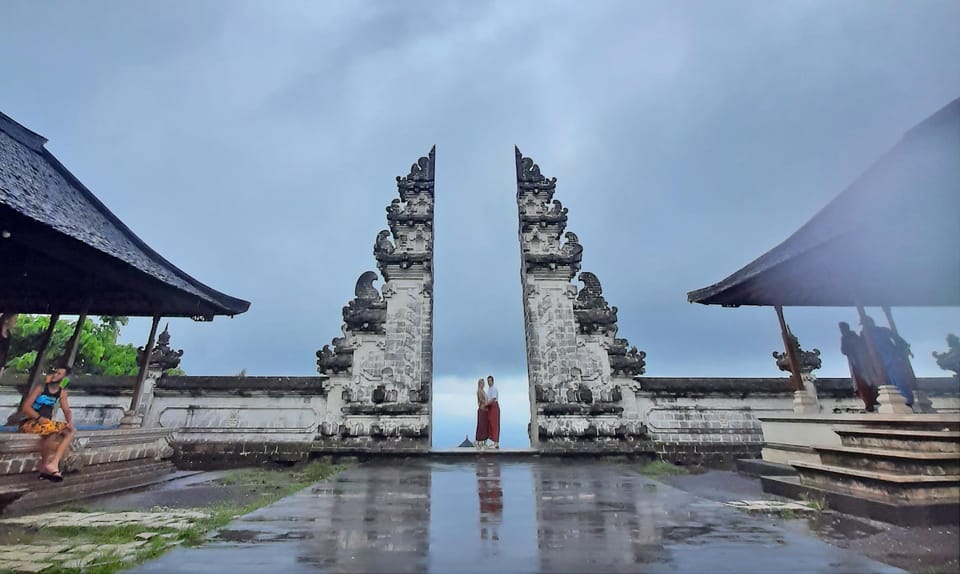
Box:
<box><xmin>761</xmin><ymin>421</ymin><xmax>960</xmax><ymax>525</ymax></box>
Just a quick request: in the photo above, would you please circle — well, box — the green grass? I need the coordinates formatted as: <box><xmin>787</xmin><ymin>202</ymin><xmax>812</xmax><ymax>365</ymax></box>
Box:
<box><xmin>637</xmin><ymin>460</ymin><xmax>689</xmax><ymax>478</ymax></box>
<box><xmin>2</xmin><ymin>461</ymin><xmax>347</xmax><ymax>574</ymax></box>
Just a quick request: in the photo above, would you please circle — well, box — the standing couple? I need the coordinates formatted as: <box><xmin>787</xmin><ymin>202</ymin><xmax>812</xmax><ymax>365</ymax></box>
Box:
<box><xmin>474</xmin><ymin>375</ymin><xmax>500</xmax><ymax>449</ymax></box>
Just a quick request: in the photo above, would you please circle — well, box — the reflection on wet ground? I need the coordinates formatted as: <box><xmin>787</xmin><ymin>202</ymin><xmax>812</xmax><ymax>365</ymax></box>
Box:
<box><xmin>127</xmin><ymin>459</ymin><xmax>905</xmax><ymax>574</ymax></box>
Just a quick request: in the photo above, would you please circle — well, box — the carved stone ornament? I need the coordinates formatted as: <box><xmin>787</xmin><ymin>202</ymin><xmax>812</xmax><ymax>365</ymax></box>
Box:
<box><xmin>137</xmin><ymin>324</ymin><xmax>183</xmax><ymax>371</ymax></box>
<box><xmin>524</xmin><ymin>231</ymin><xmax>583</xmax><ymax>275</ymax></box>
<box><xmin>515</xmin><ymin>147</ymin><xmax>557</xmax><ymax>198</ymax></box>
<box><xmin>396</xmin><ymin>146</ymin><xmax>436</xmax><ymax>198</ymax></box>
<box><xmin>342</xmin><ymin>271</ymin><xmax>387</xmax><ymax>334</ymax></box>
<box><xmin>932</xmin><ymin>333</ymin><xmax>960</xmax><ymax>379</ymax></box>
<box><xmin>773</xmin><ymin>330</ymin><xmax>822</xmax><ymax>375</ymax></box>
<box><xmin>316</xmin><ymin>336</ymin><xmax>354</xmax><ymax>374</ymax></box>
<box><xmin>573</xmin><ymin>272</ymin><xmax>618</xmax><ymax>334</ymax></box>
<box><xmin>608</xmin><ymin>338</ymin><xmax>646</xmax><ymax>377</ymax></box>
<box><xmin>520</xmin><ymin>199</ymin><xmax>568</xmax><ymax>233</ymax></box>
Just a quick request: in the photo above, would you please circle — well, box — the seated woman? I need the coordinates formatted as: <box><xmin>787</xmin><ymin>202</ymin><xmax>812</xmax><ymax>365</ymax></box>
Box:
<box><xmin>17</xmin><ymin>366</ymin><xmax>75</xmax><ymax>481</ymax></box>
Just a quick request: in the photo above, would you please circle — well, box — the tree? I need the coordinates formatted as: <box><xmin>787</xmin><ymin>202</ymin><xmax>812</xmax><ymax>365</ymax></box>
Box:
<box><xmin>4</xmin><ymin>315</ymin><xmax>185</xmax><ymax>376</ymax></box>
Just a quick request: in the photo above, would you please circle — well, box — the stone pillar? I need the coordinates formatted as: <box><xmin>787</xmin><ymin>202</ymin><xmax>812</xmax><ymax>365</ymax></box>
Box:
<box><xmin>515</xmin><ymin>149</ymin><xmax>646</xmax><ymax>451</ymax></box>
<box><xmin>315</xmin><ymin>148</ymin><xmax>435</xmax><ymax>451</ymax></box>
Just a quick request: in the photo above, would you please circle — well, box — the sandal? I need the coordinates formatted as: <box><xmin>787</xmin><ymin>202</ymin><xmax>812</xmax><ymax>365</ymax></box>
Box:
<box><xmin>39</xmin><ymin>472</ymin><xmax>64</xmax><ymax>482</ymax></box>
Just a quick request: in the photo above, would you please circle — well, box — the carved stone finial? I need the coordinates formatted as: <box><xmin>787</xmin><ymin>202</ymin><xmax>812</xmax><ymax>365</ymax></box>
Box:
<box><xmin>933</xmin><ymin>333</ymin><xmax>960</xmax><ymax>380</ymax></box>
<box><xmin>515</xmin><ymin>147</ymin><xmax>557</xmax><ymax>196</ymax></box>
<box><xmin>396</xmin><ymin>146</ymin><xmax>436</xmax><ymax>195</ymax></box>
<box><xmin>138</xmin><ymin>323</ymin><xmax>183</xmax><ymax>371</ymax></box>
<box><xmin>773</xmin><ymin>330</ymin><xmax>822</xmax><ymax>375</ymax></box>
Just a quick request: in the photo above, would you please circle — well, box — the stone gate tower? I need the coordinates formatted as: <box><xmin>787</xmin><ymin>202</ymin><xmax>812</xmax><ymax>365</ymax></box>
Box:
<box><xmin>315</xmin><ymin>147</ymin><xmax>435</xmax><ymax>451</ymax></box>
<box><xmin>515</xmin><ymin>148</ymin><xmax>647</xmax><ymax>451</ymax></box>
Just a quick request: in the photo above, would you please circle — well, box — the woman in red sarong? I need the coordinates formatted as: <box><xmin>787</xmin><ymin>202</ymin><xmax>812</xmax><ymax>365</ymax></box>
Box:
<box><xmin>486</xmin><ymin>375</ymin><xmax>500</xmax><ymax>449</ymax></box>
<box><xmin>474</xmin><ymin>379</ymin><xmax>489</xmax><ymax>448</ymax></box>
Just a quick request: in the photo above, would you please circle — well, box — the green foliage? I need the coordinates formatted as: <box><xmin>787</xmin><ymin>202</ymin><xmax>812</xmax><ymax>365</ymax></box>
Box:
<box><xmin>4</xmin><ymin>315</ymin><xmax>181</xmax><ymax>376</ymax></box>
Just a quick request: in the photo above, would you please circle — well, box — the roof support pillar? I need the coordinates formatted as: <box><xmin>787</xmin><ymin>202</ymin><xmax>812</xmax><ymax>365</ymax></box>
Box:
<box><xmin>12</xmin><ymin>313</ymin><xmax>61</xmax><ymax>418</ymax></box>
<box><xmin>63</xmin><ymin>307</ymin><xmax>89</xmax><ymax>370</ymax></box>
<box><xmin>120</xmin><ymin>315</ymin><xmax>160</xmax><ymax>428</ymax></box>
<box><xmin>774</xmin><ymin>306</ymin><xmax>803</xmax><ymax>392</ymax></box>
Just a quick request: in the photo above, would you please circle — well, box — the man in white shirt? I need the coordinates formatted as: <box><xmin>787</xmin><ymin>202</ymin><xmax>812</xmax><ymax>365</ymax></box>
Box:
<box><xmin>485</xmin><ymin>375</ymin><xmax>500</xmax><ymax>449</ymax></box>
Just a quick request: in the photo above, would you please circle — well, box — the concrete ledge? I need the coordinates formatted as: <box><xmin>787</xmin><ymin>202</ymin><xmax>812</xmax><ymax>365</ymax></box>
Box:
<box><xmin>761</xmin><ymin>474</ymin><xmax>960</xmax><ymax>526</ymax></box>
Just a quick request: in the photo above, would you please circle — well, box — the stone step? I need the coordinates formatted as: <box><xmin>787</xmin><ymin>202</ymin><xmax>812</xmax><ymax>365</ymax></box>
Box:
<box><xmin>761</xmin><ymin>474</ymin><xmax>960</xmax><ymax>526</ymax></box>
<box><xmin>816</xmin><ymin>445</ymin><xmax>960</xmax><ymax>476</ymax></box>
<box><xmin>1</xmin><ymin>461</ymin><xmax>183</xmax><ymax>516</ymax></box>
<box><xmin>833</xmin><ymin>425</ymin><xmax>960</xmax><ymax>453</ymax></box>
<box><xmin>1</xmin><ymin>459</ymin><xmax>173</xmax><ymax>492</ymax></box>
<box><xmin>791</xmin><ymin>460</ymin><xmax>960</xmax><ymax>504</ymax></box>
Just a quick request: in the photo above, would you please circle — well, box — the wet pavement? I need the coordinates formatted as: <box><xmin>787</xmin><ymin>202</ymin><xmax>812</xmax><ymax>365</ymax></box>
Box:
<box><xmin>127</xmin><ymin>458</ymin><xmax>907</xmax><ymax>574</ymax></box>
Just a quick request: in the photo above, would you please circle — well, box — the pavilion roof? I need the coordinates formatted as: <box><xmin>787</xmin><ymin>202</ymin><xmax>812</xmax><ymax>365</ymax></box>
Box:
<box><xmin>0</xmin><ymin>111</ymin><xmax>250</xmax><ymax>318</ymax></box>
<box><xmin>687</xmin><ymin>97</ymin><xmax>960</xmax><ymax>308</ymax></box>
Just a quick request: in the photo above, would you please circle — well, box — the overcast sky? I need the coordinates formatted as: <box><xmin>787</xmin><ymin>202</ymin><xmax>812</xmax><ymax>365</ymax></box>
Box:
<box><xmin>2</xmin><ymin>1</ymin><xmax>958</xmax><ymax>447</ymax></box>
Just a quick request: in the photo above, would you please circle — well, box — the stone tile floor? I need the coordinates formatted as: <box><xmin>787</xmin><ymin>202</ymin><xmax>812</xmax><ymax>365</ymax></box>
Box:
<box><xmin>0</xmin><ymin>510</ymin><xmax>206</xmax><ymax>573</ymax></box>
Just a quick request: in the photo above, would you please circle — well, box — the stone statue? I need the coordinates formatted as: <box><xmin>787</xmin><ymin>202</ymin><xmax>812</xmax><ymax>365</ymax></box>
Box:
<box><xmin>609</xmin><ymin>338</ymin><xmax>646</xmax><ymax>377</ymax></box>
<box><xmin>933</xmin><ymin>333</ymin><xmax>960</xmax><ymax>381</ymax></box>
<box><xmin>839</xmin><ymin>321</ymin><xmax>878</xmax><ymax>411</ymax></box>
<box><xmin>374</xmin><ymin>230</ymin><xmax>395</xmax><ymax>256</ymax></box>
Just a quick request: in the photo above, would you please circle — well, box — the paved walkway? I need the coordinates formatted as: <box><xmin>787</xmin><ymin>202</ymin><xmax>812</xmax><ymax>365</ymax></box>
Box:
<box><xmin>128</xmin><ymin>459</ymin><xmax>905</xmax><ymax>574</ymax></box>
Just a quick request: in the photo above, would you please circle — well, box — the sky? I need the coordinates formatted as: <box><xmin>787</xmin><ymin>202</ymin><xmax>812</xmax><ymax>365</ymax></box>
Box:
<box><xmin>2</xmin><ymin>0</ymin><xmax>959</xmax><ymax>448</ymax></box>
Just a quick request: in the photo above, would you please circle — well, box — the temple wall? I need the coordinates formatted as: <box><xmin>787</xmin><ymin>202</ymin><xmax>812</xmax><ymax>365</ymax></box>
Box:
<box><xmin>630</xmin><ymin>377</ymin><xmax>959</xmax><ymax>465</ymax></box>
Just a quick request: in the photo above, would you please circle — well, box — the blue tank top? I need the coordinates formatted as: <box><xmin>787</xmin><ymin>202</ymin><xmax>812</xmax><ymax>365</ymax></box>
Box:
<box><xmin>32</xmin><ymin>385</ymin><xmax>61</xmax><ymax>419</ymax></box>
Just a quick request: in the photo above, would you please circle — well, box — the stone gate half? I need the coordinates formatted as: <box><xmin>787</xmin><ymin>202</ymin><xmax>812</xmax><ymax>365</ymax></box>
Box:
<box><xmin>315</xmin><ymin>147</ymin><xmax>436</xmax><ymax>451</ymax></box>
<box><xmin>515</xmin><ymin>148</ymin><xmax>647</xmax><ymax>452</ymax></box>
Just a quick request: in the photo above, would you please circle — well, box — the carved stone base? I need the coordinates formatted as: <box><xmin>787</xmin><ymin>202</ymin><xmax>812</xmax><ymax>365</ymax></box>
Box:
<box><xmin>118</xmin><ymin>411</ymin><xmax>143</xmax><ymax>428</ymax></box>
<box><xmin>792</xmin><ymin>389</ymin><xmax>819</xmax><ymax>414</ymax></box>
<box><xmin>877</xmin><ymin>385</ymin><xmax>913</xmax><ymax>414</ymax></box>
<box><xmin>912</xmin><ymin>389</ymin><xmax>937</xmax><ymax>414</ymax></box>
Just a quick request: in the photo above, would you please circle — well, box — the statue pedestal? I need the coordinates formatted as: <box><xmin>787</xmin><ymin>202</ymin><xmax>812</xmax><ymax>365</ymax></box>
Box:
<box><xmin>912</xmin><ymin>389</ymin><xmax>936</xmax><ymax>413</ymax></box>
<box><xmin>118</xmin><ymin>411</ymin><xmax>143</xmax><ymax>429</ymax></box>
<box><xmin>877</xmin><ymin>385</ymin><xmax>912</xmax><ymax>414</ymax></box>
<box><xmin>792</xmin><ymin>389</ymin><xmax>819</xmax><ymax>414</ymax></box>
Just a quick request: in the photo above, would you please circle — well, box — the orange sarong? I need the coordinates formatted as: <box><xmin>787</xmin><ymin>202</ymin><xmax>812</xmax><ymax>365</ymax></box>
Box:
<box><xmin>487</xmin><ymin>402</ymin><xmax>500</xmax><ymax>443</ymax></box>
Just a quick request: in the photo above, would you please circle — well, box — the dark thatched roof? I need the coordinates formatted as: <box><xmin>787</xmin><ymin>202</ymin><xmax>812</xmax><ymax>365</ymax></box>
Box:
<box><xmin>0</xmin><ymin>111</ymin><xmax>250</xmax><ymax>318</ymax></box>
<box><xmin>688</xmin><ymin>97</ymin><xmax>960</xmax><ymax>307</ymax></box>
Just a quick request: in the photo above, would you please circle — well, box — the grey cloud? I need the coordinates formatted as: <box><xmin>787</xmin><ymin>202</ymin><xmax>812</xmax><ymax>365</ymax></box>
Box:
<box><xmin>3</xmin><ymin>1</ymin><xmax>958</xmax><ymax>399</ymax></box>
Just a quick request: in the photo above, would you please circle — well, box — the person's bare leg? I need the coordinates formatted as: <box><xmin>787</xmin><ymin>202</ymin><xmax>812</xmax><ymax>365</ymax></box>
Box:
<box><xmin>39</xmin><ymin>436</ymin><xmax>56</xmax><ymax>473</ymax></box>
<box><xmin>48</xmin><ymin>429</ymin><xmax>75</xmax><ymax>473</ymax></box>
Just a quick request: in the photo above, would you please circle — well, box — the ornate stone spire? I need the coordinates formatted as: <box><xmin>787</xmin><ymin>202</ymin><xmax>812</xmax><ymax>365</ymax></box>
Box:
<box><xmin>138</xmin><ymin>323</ymin><xmax>183</xmax><ymax>371</ymax></box>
